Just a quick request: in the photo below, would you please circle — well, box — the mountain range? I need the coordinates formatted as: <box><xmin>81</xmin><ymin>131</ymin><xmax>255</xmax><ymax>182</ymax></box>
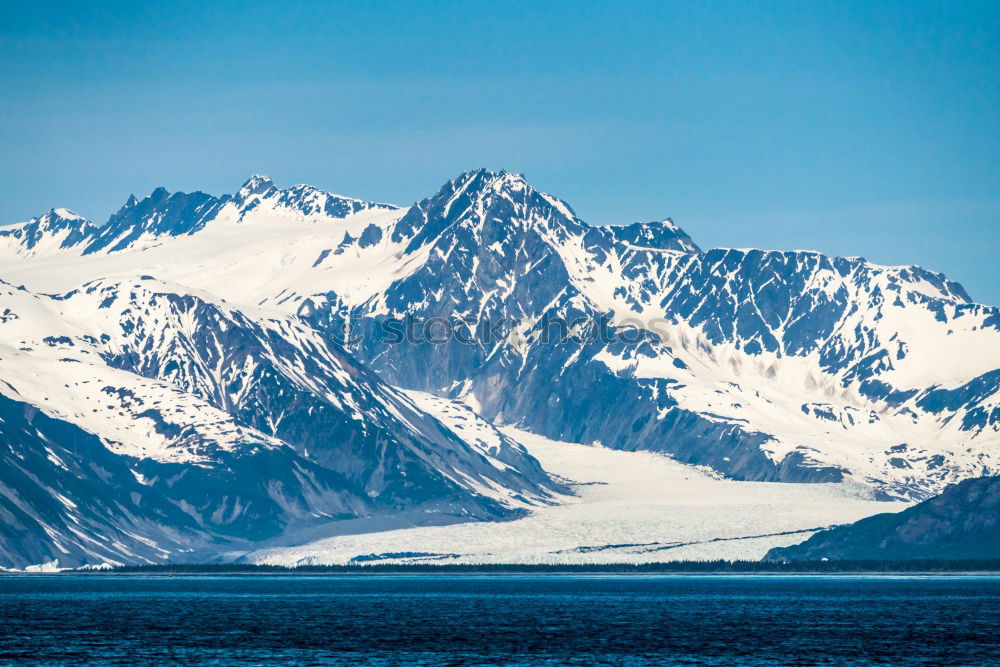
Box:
<box><xmin>0</xmin><ymin>169</ymin><xmax>997</xmax><ymax>568</ymax></box>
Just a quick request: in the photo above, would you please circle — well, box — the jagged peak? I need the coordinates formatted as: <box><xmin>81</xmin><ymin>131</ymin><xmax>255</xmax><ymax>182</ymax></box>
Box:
<box><xmin>233</xmin><ymin>175</ymin><xmax>398</xmax><ymax>214</ymax></box>
<box><xmin>451</xmin><ymin>168</ymin><xmax>531</xmax><ymax>196</ymax></box>
<box><xmin>238</xmin><ymin>174</ymin><xmax>347</xmax><ymax>201</ymax></box>
<box><xmin>460</xmin><ymin>169</ymin><xmax>582</xmax><ymax>223</ymax></box>
<box><xmin>604</xmin><ymin>218</ymin><xmax>701</xmax><ymax>253</ymax></box>
<box><xmin>101</xmin><ymin>186</ymin><xmax>175</xmax><ymax>215</ymax></box>
<box><xmin>0</xmin><ymin>208</ymin><xmax>96</xmax><ymax>258</ymax></box>
<box><xmin>106</xmin><ymin>185</ymin><xmax>212</xmax><ymax>220</ymax></box>
<box><xmin>458</xmin><ymin>166</ymin><xmax>511</xmax><ymax>180</ymax></box>
<box><xmin>11</xmin><ymin>207</ymin><xmax>94</xmax><ymax>230</ymax></box>
<box><xmin>239</xmin><ymin>173</ymin><xmax>276</xmax><ymax>198</ymax></box>
<box><xmin>390</xmin><ymin>168</ymin><xmax>587</xmax><ymax>251</ymax></box>
<box><xmin>425</xmin><ymin>169</ymin><xmax>562</xmax><ymax>221</ymax></box>
<box><xmin>284</xmin><ymin>181</ymin><xmax>381</xmax><ymax>206</ymax></box>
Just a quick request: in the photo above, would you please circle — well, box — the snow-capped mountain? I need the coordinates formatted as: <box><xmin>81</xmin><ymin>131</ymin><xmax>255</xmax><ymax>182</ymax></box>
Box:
<box><xmin>0</xmin><ymin>175</ymin><xmax>396</xmax><ymax>263</ymax></box>
<box><xmin>299</xmin><ymin>170</ymin><xmax>1000</xmax><ymax>499</ymax></box>
<box><xmin>0</xmin><ymin>208</ymin><xmax>97</xmax><ymax>259</ymax></box>
<box><xmin>82</xmin><ymin>175</ymin><xmax>397</xmax><ymax>255</ymax></box>
<box><xmin>0</xmin><ymin>275</ymin><xmax>561</xmax><ymax>568</ymax></box>
<box><xmin>0</xmin><ymin>168</ymin><xmax>997</xmax><ymax>567</ymax></box>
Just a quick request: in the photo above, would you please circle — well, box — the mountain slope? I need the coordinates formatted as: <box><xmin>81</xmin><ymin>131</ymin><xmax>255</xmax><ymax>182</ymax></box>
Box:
<box><xmin>0</xmin><ymin>390</ymin><xmax>208</xmax><ymax>570</ymax></box>
<box><xmin>0</xmin><ymin>276</ymin><xmax>563</xmax><ymax>568</ymax></box>
<box><xmin>764</xmin><ymin>476</ymin><xmax>1000</xmax><ymax>561</ymax></box>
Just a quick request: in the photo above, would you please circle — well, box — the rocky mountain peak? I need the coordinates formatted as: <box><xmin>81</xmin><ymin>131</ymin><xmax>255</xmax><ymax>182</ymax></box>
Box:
<box><xmin>238</xmin><ymin>173</ymin><xmax>277</xmax><ymax>199</ymax></box>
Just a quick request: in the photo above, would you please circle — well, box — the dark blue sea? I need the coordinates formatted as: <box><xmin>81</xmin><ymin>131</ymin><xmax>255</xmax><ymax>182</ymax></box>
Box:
<box><xmin>0</xmin><ymin>575</ymin><xmax>997</xmax><ymax>665</ymax></box>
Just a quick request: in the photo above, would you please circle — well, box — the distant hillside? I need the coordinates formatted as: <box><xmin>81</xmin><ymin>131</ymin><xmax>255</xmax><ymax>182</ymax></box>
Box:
<box><xmin>765</xmin><ymin>477</ymin><xmax>1000</xmax><ymax>561</ymax></box>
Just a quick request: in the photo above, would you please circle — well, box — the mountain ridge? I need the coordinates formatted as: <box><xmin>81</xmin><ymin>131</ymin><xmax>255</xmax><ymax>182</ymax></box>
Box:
<box><xmin>2</xmin><ymin>170</ymin><xmax>996</xmax><ymax>500</ymax></box>
<box><xmin>0</xmin><ymin>170</ymin><xmax>989</xmax><ymax>306</ymax></box>
<box><xmin>0</xmin><ymin>168</ymin><xmax>997</xmax><ymax>567</ymax></box>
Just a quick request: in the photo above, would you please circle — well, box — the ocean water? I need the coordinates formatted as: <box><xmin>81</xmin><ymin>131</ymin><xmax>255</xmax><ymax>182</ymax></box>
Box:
<box><xmin>0</xmin><ymin>575</ymin><xmax>997</xmax><ymax>665</ymax></box>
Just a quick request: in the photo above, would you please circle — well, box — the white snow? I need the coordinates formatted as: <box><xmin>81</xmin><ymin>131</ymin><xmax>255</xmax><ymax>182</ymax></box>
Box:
<box><xmin>0</xmin><ymin>204</ymin><xmax>414</xmax><ymax>315</ymax></box>
<box><xmin>55</xmin><ymin>208</ymin><xmax>84</xmax><ymax>220</ymax></box>
<box><xmin>0</xmin><ymin>280</ymin><xmax>302</xmax><ymax>463</ymax></box>
<box><xmin>593</xmin><ymin>317</ymin><xmax>999</xmax><ymax>480</ymax></box>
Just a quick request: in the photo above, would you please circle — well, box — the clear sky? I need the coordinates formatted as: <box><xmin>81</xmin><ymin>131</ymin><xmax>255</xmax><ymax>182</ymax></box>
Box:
<box><xmin>2</xmin><ymin>1</ymin><xmax>998</xmax><ymax>303</ymax></box>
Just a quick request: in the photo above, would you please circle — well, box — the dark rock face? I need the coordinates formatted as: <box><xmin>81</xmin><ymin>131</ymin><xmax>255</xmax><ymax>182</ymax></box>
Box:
<box><xmin>299</xmin><ymin>169</ymin><xmax>997</xmax><ymax>497</ymax></box>
<box><xmin>0</xmin><ymin>392</ymin><xmax>206</xmax><ymax>569</ymax></box>
<box><xmin>0</xmin><ymin>388</ymin><xmax>375</xmax><ymax>568</ymax></box>
<box><xmin>84</xmin><ymin>188</ymin><xmax>228</xmax><ymax>254</ymax></box>
<box><xmin>764</xmin><ymin>477</ymin><xmax>1000</xmax><ymax>561</ymax></box>
<box><xmin>299</xmin><ymin>170</ymin><xmax>849</xmax><ymax>484</ymax></box>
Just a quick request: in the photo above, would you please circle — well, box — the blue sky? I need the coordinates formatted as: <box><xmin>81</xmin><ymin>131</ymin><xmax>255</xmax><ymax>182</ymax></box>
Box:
<box><xmin>2</xmin><ymin>1</ymin><xmax>998</xmax><ymax>303</ymax></box>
